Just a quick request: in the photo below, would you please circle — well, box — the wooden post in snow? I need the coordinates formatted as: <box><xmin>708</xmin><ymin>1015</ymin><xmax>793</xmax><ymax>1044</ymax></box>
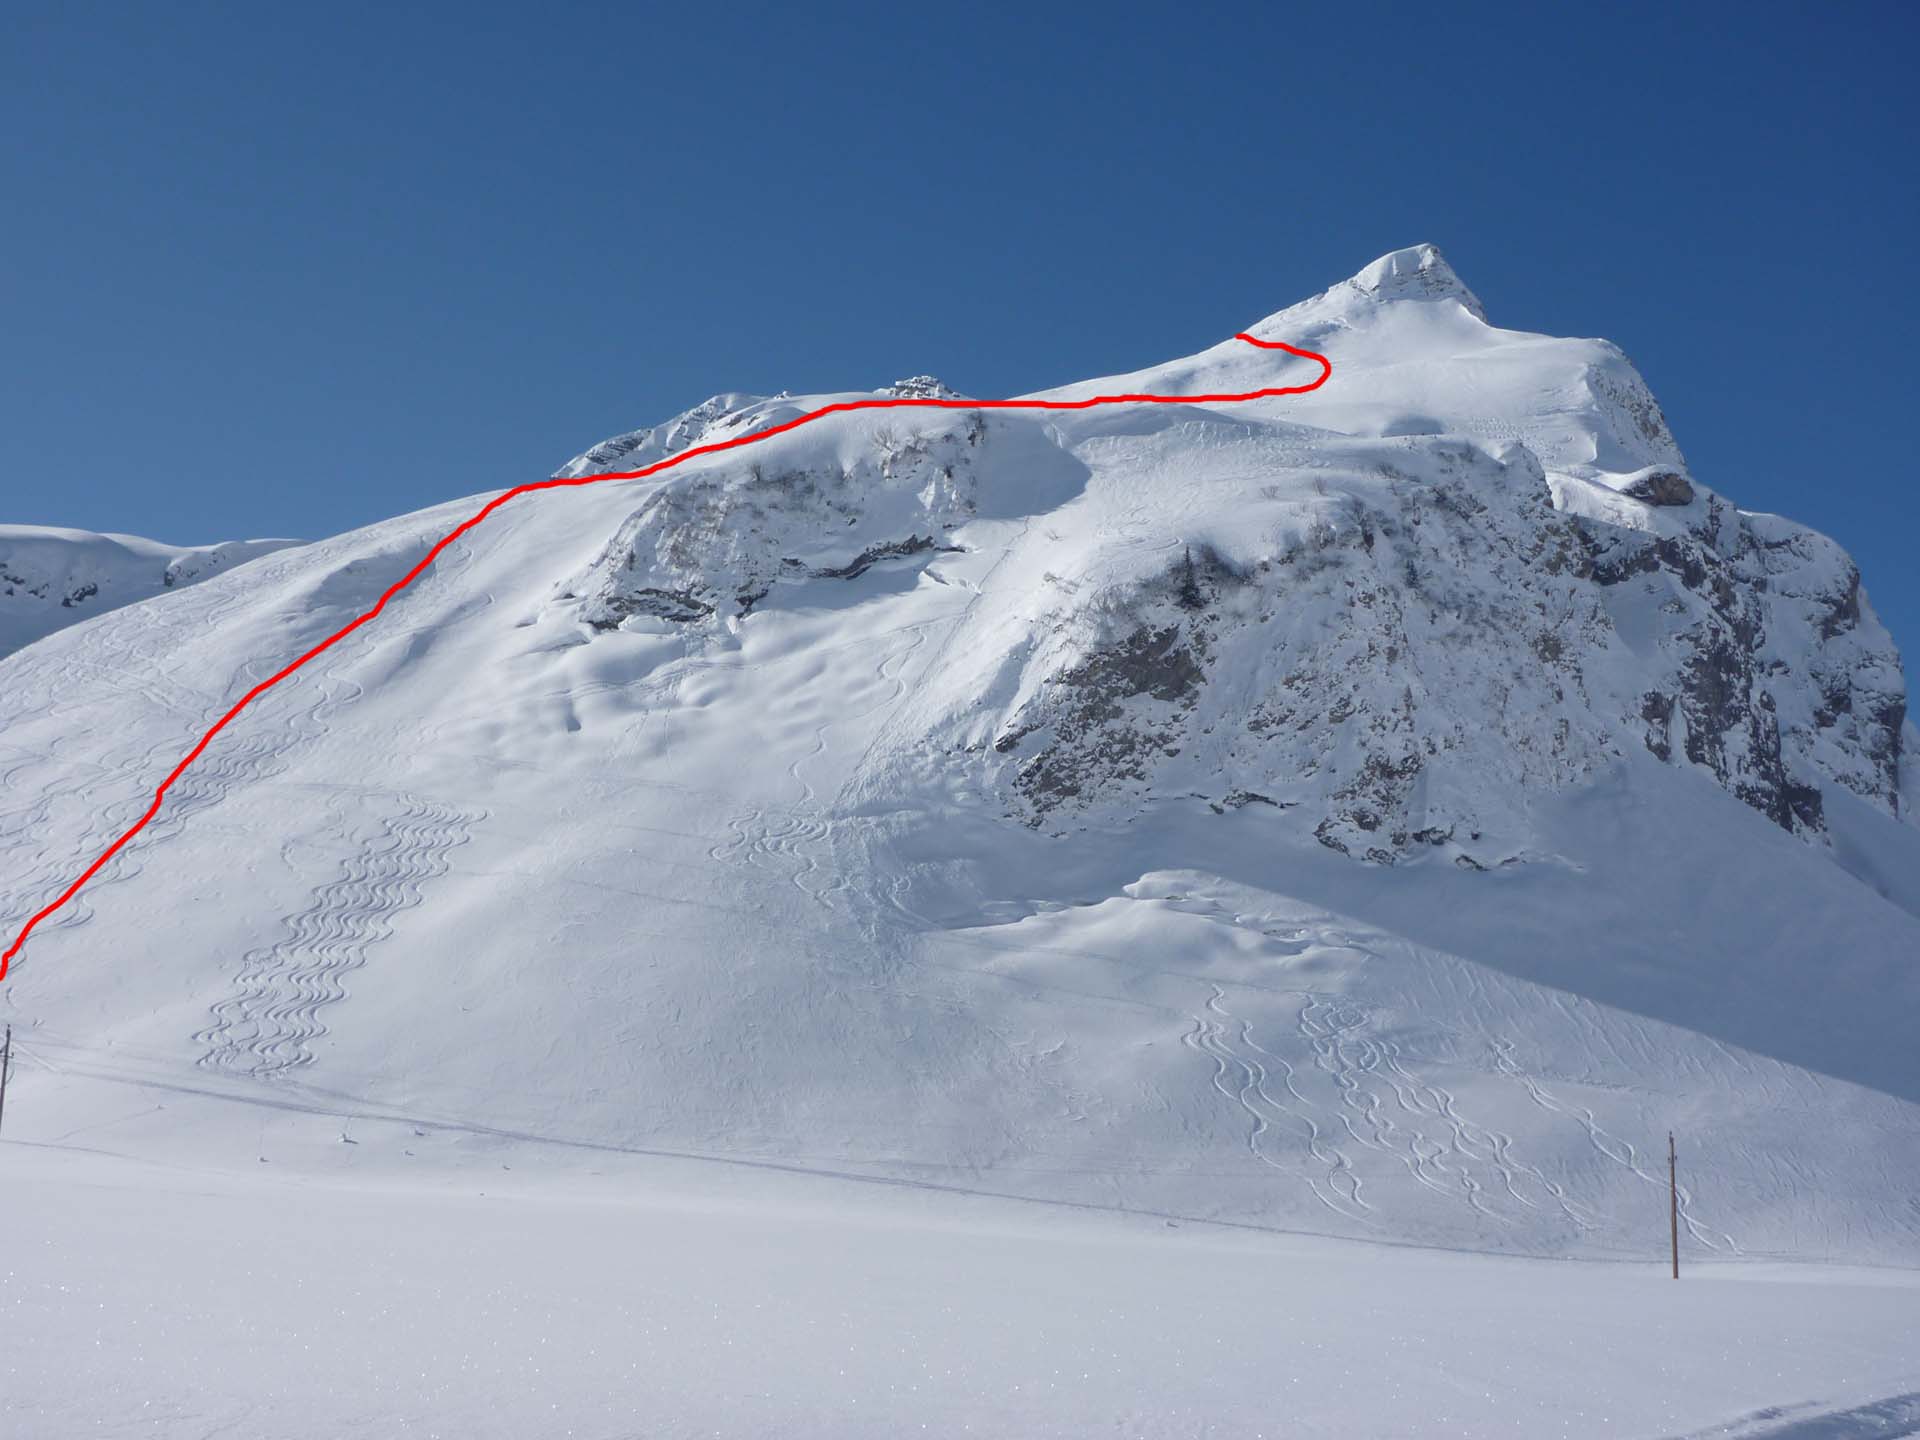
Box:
<box><xmin>0</xmin><ymin>1024</ymin><xmax>11</xmax><ymax>1137</ymax></box>
<box><xmin>1668</xmin><ymin>1131</ymin><xmax>1679</xmax><ymax>1280</ymax></box>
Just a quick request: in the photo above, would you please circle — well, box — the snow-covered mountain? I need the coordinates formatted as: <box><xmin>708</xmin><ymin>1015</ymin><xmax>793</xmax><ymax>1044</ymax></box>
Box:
<box><xmin>0</xmin><ymin>525</ymin><xmax>300</xmax><ymax>659</ymax></box>
<box><xmin>4</xmin><ymin>245</ymin><xmax>1918</xmax><ymax>1284</ymax></box>
<box><xmin>553</xmin><ymin>246</ymin><xmax>1912</xmax><ymax>866</ymax></box>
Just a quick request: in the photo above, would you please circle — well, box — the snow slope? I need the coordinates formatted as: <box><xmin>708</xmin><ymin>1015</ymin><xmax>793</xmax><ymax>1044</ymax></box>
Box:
<box><xmin>0</xmin><ymin>524</ymin><xmax>300</xmax><ymax>659</ymax></box>
<box><xmin>2</xmin><ymin>246</ymin><xmax>1917</xmax><ymax>1433</ymax></box>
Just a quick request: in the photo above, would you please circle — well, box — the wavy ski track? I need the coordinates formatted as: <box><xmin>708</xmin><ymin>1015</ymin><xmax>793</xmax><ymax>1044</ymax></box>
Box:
<box><xmin>0</xmin><ymin>592</ymin><xmax>388</xmax><ymax>952</ymax></box>
<box><xmin>4</xmin><ymin>332</ymin><xmax>1329</xmax><ymax>974</ymax></box>
<box><xmin>0</xmin><ymin>700</ymin><xmax>293</xmax><ymax>944</ymax></box>
<box><xmin>1490</xmin><ymin>1036</ymin><xmax>1739</xmax><ymax>1252</ymax></box>
<box><xmin>195</xmin><ymin>792</ymin><xmax>478</xmax><ymax>1077</ymax></box>
<box><xmin>1182</xmin><ymin>985</ymin><xmax>1371</xmax><ymax>1223</ymax></box>
<box><xmin>1</xmin><ymin>539</ymin><xmax>481</xmax><ymax>970</ymax></box>
<box><xmin>1294</xmin><ymin>994</ymin><xmax>1604</xmax><ymax>1232</ymax></box>
<box><xmin>1148</xmin><ymin>893</ymin><xmax>1616</xmax><ymax>1236</ymax></box>
<box><xmin>1179</xmin><ymin>969</ymin><xmax>1633</xmax><ymax>1239</ymax></box>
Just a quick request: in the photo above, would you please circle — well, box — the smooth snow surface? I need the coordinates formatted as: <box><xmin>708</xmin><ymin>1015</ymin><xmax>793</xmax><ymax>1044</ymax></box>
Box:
<box><xmin>2</xmin><ymin>246</ymin><xmax>1915</xmax><ymax>1434</ymax></box>
<box><xmin>6</xmin><ymin>1143</ymin><xmax>1919</xmax><ymax>1439</ymax></box>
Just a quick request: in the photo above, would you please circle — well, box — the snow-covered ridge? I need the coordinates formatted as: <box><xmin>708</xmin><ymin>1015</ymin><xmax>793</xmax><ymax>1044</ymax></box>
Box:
<box><xmin>1344</xmin><ymin>241</ymin><xmax>1490</xmax><ymax>321</ymax></box>
<box><xmin>561</xmin><ymin>243</ymin><xmax>1908</xmax><ymax>863</ymax></box>
<box><xmin>0</xmin><ymin>525</ymin><xmax>301</xmax><ymax>660</ymax></box>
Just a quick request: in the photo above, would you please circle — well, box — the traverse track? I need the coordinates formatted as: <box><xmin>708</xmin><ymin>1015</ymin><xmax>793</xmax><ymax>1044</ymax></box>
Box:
<box><xmin>1</xmin><ymin>332</ymin><xmax>1331</xmax><ymax>977</ymax></box>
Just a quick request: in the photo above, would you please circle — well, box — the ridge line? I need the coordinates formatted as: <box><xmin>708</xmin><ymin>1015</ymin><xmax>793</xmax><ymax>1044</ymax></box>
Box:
<box><xmin>1</xmin><ymin>332</ymin><xmax>1330</xmax><ymax>975</ymax></box>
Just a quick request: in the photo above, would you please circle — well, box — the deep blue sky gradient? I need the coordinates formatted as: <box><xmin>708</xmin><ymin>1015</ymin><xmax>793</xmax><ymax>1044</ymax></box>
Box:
<box><xmin>5</xmin><ymin>2</ymin><xmax>1918</xmax><ymax>648</ymax></box>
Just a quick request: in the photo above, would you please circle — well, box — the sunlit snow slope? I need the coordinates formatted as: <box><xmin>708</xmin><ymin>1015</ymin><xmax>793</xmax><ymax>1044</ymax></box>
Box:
<box><xmin>3</xmin><ymin>246</ymin><xmax>1917</xmax><ymax>1265</ymax></box>
<box><xmin>0</xmin><ymin>525</ymin><xmax>299</xmax><ymax>659</ymax></box>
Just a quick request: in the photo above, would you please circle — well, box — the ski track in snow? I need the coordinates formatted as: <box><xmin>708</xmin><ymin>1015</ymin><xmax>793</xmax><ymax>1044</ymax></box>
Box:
<box><xmin>0</xmin><ymin>701</ymin><xmax>294</xmax><ymax>944</ymax></box>
<box><xmin>1157</xmin><ymin>910</ymin><xmax>1678</xmax><ymax>1240</ymax></box>
<box><xmin>709</xmin><ymin>620</ymin><xmax>936</xmax><ymax>912</ymax></box>
<box><xmin>1182</xmin><ymin>985</ymin><xmax>1370</xmax><ymax>1222</ymax></box>
<box><xmin>1</xmin><ymin>643</ymin><xmax>351</xmax><ymax>949</ymax></box>
<box><xmin>1147</xmin><ymin>890</ymin><xmax>1613</xmax><ymax>1237</ymax></box>
<box><xmin>0</xmin><ymin>540</ymin><xmax>470</xmax><ymax>964</ymax></box>
<box><xmin>195</xmin><ymin>792</ymin><xmax>478</xmax><ymax>1077</ymax></box>
<box><xmin>1490</xmin><ymin>1034</ymin><xmax>1740</xmax><ymax>1253</ymax></box>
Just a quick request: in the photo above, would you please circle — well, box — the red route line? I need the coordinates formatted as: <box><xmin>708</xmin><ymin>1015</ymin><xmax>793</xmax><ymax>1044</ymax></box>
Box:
<box><xmin>1</xmin><ymin>332</ymin><xmax>1330</xmax><ymax>977</ymax></box>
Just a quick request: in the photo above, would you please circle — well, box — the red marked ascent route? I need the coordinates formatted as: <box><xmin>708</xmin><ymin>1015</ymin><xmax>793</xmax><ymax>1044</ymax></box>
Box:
<box><xmin>0</xmin><ymin>332</ymin><xmax>1329</xmax><ymax>977</ymax></box>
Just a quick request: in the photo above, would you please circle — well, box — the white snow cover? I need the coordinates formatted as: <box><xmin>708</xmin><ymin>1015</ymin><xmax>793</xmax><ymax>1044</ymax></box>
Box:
<box><xmin>0</xmin><ymin>524</ymin><xmax>300</xmax><ymax>658</ymax></box>
<box><xmin>2</xmin><ymin>246</ymin><xmax>1917</xmax><ymax>1435</ymax></box>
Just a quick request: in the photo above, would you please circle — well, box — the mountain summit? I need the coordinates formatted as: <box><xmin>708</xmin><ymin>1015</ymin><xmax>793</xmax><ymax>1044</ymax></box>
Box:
<box><xmin>1343</xmin><ymin>241</ymin><xmax>1489</xmax><ymax>319</ymax></box>
<box><xmin>3</xmin><ymin>249</ymin><xmax>1917</xmax><ymax>1268</ymax></box>
<box><xmin>552</xmin><ymin>247</ymin><xmax>1909</xmax><ymax>866</ymax></box>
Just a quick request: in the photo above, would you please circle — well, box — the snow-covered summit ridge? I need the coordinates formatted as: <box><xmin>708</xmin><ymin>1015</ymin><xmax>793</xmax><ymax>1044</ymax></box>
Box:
<box><xmin>1342</xmin><ymin>242</ymin><xmax>1489</xmax><ymax>321</ymax></box>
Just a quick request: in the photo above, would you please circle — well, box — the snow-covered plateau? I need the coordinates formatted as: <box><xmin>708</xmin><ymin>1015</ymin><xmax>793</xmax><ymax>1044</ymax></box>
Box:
<box><xmin>3</xmin><ymin>245</ymin><xmax>1917</xmax><ymax>1437</ymax></box>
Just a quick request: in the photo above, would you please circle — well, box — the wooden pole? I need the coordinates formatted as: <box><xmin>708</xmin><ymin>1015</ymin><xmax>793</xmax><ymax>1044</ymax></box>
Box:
<box><xmin>1668</xmin><ymin>1130</ymin><xmax>1679</xmax><ymax>1280</ymax></box>
<box><xmin>0</xmin><ymin>1024</ymin><xmax>11</xmax><ymax>1137</ymax></box>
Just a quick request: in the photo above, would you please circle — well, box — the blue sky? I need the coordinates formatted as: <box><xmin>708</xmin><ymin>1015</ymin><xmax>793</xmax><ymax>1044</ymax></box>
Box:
<box><xmin>6</xmin><ymin>2</ymin><xmax>1918</xmax><ymax>649</ymax></box>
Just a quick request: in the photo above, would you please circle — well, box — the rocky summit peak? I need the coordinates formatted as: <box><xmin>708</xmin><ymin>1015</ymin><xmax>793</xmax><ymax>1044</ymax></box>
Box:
<box><xmin>1344</xmin><ymin>243</ymin><xmax>1487</xmax><ymax>321</ymax></box>
<box><xmin>888</xmin><ymin>375</ymin><xmax>964</xmax><ymax>400</ymax></box>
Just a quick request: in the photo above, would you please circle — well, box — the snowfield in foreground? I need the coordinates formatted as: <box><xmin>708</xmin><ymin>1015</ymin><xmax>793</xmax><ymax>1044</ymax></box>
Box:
<box><xmin>1</xmin><ymin>246</ymin><xmax>1917</xmax><ymax>1434</ymax></box>
<box><xmin>5</xmin><ymin>1142</ymin><xmax>1919</xmax><ymax>1439</ymax></box>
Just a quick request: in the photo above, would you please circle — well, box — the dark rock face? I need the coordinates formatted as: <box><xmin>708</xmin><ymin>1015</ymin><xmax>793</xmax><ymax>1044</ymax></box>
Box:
<box><xmin>810</xmin><ymin>536</ymin><xmax>946</xmax><ymax>581</ymax></box>
<box><xmin>586</xmin><ymin>586</ymin><xmax>714</xmax><ymax>629</ymax></box>
<box><xmin>1818</xmin><ymin>571</ymin><xmax>1862</xmax><ymax>640</ymax></box>
<box><xmin>1641</xmin><ymin>692</ymin><xmax>1675</xmax><ymax>763</ymax></box>
<box><xmin>0</xmin><ymin>567</ymin><xmax>48</xmax><ymax>600</ymax></box>
<box><xmin>973</xmin><ymin>443</ymin><xmax>1633</xmax><ymax>859</ymax></box>
<box><xmin>1622</xmin><ymin>470</ymin><xmax>1696</xmax><ymax>507</ymax></box>
<box><xmin>1580</xmin><ymin>492</ymin><xmax>1906</xmax><ymax>831</ymax></box>
<box><xmin>963</xmin><ymin>438</ymin><xmax>1906</xmax><ymax>857</ymax></box>
<box><xmin>1003</xmin><ymin>619</ymin><xmax>1206</xmax><ymax>820</ymax></box>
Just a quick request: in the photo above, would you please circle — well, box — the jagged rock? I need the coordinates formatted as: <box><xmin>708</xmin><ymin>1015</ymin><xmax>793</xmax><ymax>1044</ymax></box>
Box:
<box><xmin>888</xmin><ymin>376</ymin><xmax>964</xmax><ymax>400</ymax></box>
<box><xmin>1622</xmin><ymin>469</ymin><xmax>1696</xmax><ymax>506</ymax></box>
<box><xmin>567</xmin><ymin>404</ymin><xmax>1016</xmax><ymax>630</ymax></box>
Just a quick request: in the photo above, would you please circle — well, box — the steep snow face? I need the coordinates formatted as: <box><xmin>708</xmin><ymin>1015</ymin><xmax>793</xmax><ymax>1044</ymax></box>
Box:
<box><xmin>0</xmin><ymin>526</ymin><xmax>300</xmax><ymax>659</ymax></box>
<box><xmin>3</xmin><ymin>247</ymin><xmax>1917</xmax><ymax>1271</ymax></box>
